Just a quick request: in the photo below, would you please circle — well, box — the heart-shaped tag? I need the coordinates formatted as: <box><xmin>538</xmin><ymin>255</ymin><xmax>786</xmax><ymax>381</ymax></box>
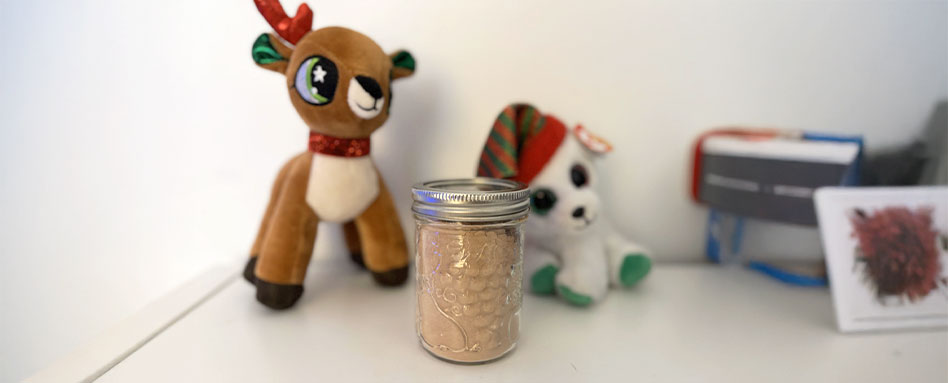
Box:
<box><xmin>574</xmin><ymin>124</ymin><xmax>613</xmax><ymax>154</ymax></box>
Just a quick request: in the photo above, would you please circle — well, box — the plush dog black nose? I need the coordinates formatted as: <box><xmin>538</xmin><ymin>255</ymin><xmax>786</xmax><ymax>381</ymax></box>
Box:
<box><xmin>355</xmin><ymin>75</ymin><xmax>383</xmax><ymax>99</ymax></box>
<box><xmin>572</xmin><ymin>207</ymin><xmax>585</xmax><ymax>218</ymax></box>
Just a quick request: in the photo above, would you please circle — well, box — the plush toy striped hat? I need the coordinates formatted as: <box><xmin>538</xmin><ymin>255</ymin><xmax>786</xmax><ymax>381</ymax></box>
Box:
<box><xmin>477</xmin><ymin>103</ymin><xmax>568</xmax><ymax>184</ymax></box>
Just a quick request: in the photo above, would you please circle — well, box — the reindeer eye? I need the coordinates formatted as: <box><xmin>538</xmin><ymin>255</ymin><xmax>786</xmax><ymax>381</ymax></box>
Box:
<box><xmin>295</xmin><ymin>56</ymin><xmax>338</xmax><ymax>105</ymax></box>
<box><xmin>530</xmin><ymin>188</ymin><xmax>557</xmax><ymax>216</ymax></box>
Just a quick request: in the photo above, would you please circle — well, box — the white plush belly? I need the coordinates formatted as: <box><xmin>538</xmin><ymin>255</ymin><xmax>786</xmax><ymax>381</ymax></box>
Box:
<box><xmin>306</xmin><ymin>154</ymin><xmax>379</xmax><ymax>222</ymax></box>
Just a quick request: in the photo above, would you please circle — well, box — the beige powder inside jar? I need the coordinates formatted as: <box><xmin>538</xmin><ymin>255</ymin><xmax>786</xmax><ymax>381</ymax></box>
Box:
<box><xmin>415</xmin><ymin>221</ymin><xmax>523</xmax><ymax>363</ymax></box>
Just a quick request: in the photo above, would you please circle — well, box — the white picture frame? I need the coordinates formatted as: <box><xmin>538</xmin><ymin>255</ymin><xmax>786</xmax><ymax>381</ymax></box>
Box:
<box><xmin>814</xmin><ymin>186</ymin><xmax>948</xmax><ymax>332</ymax></box>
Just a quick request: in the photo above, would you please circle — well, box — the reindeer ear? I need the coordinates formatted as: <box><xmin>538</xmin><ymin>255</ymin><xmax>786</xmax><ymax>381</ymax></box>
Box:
<box><xmin>390</xmin><ymin>50</ymin><xmax>416</xmax><ymax>80</ymax></box>
<box><xmin>252</xmin><ymin>33</ymin><xmax>293</xmax><ymax>73</ymax></box>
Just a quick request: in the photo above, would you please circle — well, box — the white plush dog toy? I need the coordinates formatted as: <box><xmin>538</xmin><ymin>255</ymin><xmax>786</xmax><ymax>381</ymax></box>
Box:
<box><xmin>477</xmin><ymin>103</ymin><xmax>652</xmax><ymax>306</ymax></box>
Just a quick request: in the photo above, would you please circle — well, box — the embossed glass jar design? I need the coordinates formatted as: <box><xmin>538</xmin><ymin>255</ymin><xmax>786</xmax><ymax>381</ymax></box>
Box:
<box><xmin>411</xmin><ymin>178</ymin><xmax>530</xmax><ymax>364</ymax></box>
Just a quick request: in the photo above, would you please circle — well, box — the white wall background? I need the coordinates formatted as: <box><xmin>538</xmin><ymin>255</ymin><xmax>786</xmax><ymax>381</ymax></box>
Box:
<box><xmin>1</xmin><ymin>0</ymin><xmax>945</xmax><ymax>381</ymax></box>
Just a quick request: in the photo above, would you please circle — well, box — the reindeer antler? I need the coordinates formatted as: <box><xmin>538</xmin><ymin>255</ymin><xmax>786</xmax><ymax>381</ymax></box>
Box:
<box><xmin>254</xmin><ymin>0</ymin><xmax>313</xmax><ymax>45</ymax></box>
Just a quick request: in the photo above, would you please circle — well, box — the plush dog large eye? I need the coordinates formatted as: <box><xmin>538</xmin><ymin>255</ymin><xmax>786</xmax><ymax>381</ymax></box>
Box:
<box><xmin>570</xmin><ymin>164</ymin><xmax>588</xmax><ymax>187</ymax></box>
<box><xmin>530</xmin><ymin>188</ymin><xmax>557</xmax><ymax>215</ymax></box>
<box><xmin>295</xmin><ymin>56</ymin><xmax>338</xmax><ymax>105</ymax></box>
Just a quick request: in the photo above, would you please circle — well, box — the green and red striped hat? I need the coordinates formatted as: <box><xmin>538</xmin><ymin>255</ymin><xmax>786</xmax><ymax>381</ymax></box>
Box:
<box><xmin>477</xmin><ymin>103</ymin><xmax>567</xmax><ymax>184</ymax></box>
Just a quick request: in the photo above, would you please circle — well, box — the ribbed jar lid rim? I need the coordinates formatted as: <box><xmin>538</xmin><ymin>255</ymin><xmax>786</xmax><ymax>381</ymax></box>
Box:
<box><xmin>411</xmin><ymin>178</ymin><xmax>530</xmax><ymax>222</ymax></box>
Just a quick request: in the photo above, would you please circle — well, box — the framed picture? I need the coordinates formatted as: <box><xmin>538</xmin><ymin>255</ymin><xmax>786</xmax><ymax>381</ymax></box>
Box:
<box><xmin>814</xmin><ymin>186</ymin><xmax>948</xmax><ymax>332</ymax></box>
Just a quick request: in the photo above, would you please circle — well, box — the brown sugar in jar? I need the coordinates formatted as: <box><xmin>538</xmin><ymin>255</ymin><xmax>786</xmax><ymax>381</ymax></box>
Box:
<box><xmin>411</xmin><ymin>178</ymin><xmax>529</xmax><ymax>364</ymax></box>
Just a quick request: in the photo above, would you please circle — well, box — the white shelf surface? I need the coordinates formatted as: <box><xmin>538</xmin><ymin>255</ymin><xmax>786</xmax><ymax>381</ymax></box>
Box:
<box><xmin>38</xmin><ymin>260</ymin><xmax>948</xmax><ymax>382</ymax></box>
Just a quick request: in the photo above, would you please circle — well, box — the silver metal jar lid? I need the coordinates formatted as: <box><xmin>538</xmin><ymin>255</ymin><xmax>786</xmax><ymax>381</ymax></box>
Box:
<box><xmin>411</xmin><ymin>178</ymin><xmax>530</xmax><ymax>222</ymax></box>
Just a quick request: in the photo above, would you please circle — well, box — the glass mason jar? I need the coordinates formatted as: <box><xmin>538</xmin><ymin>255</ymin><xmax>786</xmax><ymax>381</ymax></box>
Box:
<box><xmin>411</xmin><ymin>178</ymin><xmax>530</xmax><ymax>364</ymax></box>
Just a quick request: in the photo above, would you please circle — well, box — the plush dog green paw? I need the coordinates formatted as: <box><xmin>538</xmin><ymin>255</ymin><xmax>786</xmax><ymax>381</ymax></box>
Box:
<box><xmin>530</xmin><ymin>264</ymin><xmax>559</xmax><ymax>295</ymax></box>
<box><xmin>556</xmin><ymin>285</ymin><xmax>593</xmax><ymax>306</ymax></box>
<box><xmin>620</xmin><ymin>253</ymin><xmax>651</xmax><ymax>286</ymax></box>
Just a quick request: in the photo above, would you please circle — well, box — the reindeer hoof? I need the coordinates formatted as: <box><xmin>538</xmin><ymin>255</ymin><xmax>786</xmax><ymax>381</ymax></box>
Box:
<box><xmin>255</xmin><ymin>279</ymin><xmax>303</xmax><ymax>310</ymax></box>
<box><xmin>371</xmin><ymin>265</ymin><xmax>408</xmax><ymax>286</ymax></box>
<box><xmin>243</xmin><ymin>257</ymin><xmax>258</xmax><ymax>284</ymax></box>
<box><xmin>350</xmin><ymin>251</ymin><xmax>367</xmax><ymax>269</ymax></box>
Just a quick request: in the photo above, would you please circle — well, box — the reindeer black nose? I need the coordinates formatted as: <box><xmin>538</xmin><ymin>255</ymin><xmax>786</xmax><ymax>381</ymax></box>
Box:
<box><xmin>355</xmin><ymin>75</ymin><xmax>383</xmax><ymax>99</ymax></box>
<box><xmin>572</xmin><ymin>207</ymin><xmax>585</xmax><ymax>218</ymax></box>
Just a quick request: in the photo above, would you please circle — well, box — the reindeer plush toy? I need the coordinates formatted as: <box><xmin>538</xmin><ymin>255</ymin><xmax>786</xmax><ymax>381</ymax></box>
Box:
<box><xmin>245</xmin><ymin>0</ymin><xmax>416</xmax><ymax>309</ymax></box>
<box><xmin>477</xmin><ymin>104</ymin><xmax>652</xmax><ymax>306</ymax></box>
